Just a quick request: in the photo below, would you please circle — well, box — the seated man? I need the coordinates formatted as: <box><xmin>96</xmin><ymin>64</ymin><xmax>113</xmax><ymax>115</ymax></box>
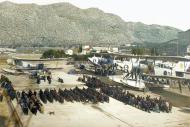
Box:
<box><xmin>58</xmin><ymin>78</ymin><xmax>64</xmax><ymax>83</ymax></box>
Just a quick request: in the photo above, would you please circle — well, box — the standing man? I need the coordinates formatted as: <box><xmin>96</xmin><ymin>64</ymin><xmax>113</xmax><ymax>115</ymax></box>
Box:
<box><xmin>47</xmin><ymin>71</ymin><xmax>52</xmax><ymax>84</ymax></box>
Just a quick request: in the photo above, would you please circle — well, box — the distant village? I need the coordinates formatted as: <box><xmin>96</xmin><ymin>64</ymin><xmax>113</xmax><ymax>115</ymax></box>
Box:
<box><xmin>1</xmin><ymin>44</ymin><xmax>190</xmax><ymax>57</ymax></box>
<box><xmin>0</xmin><ymin>45</ymin><xmax>121</xmax><ymax>55</ymax></box>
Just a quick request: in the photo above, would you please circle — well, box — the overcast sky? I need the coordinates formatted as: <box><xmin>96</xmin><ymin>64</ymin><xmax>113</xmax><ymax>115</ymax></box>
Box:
<box><xmin>0</xmin><ymin>0</ymin><xmax>190</xmax><ymax>31</ymax></box>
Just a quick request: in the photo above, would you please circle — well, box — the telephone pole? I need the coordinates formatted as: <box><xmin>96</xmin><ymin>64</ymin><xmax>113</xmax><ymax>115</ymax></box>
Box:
<box><xmin>177</xmin><ymin>40</ymin><xmax>179</xmax><ymax>56</ymax></box>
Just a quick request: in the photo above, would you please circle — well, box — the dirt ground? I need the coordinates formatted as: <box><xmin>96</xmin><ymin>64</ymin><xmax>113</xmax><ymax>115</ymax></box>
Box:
<box><xmin>1</xmin><ymin>53</ymin><xmax>190</xmax><ymax>127</ymax></box>
<box><xmin>12</xmin><ymin>97</ymin><xmax>190</xmax><ymax>127</ymax></box>
<box><xmin>0</xmin><ymin>88</ymin><xmax>15</xmax><ymax>127</ymax></box>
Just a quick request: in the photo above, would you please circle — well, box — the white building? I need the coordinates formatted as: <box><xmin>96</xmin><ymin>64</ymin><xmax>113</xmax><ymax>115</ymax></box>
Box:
<box><xmin>112</xmin><ymin>47</ymin><xmax>119</xmax><ymax>53</ymax></box>
<box><xmin>187</xmin><ymin>45</ymin><xmax>190</xmax><ymax>55</ymax></box>
<box><xmin>65</xmin><ymin>49</ymin><xmax>74</xmax><ymax>56</ymax></box>
<box><xmin>81</xmin><ymin>45</ymin><xmax>91</xmax><ymax>55</ymax></box>
<box><xmin>92</xmin><ymin>47</ymin><xmax>119</xmax><ymax>53</ymax></box>
<box><xmin>0</xmin><ymin>48</ymin><xmax>16</xmax><ymax>54</ymax></box>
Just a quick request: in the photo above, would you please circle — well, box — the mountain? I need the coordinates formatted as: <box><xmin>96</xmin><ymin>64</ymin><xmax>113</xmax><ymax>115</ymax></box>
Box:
<box><xmin>0</xmin><ymin>1</ymin><xmax>182</xmax><ymax>47</ymax></box>
<box><xmin>136</xmin><ymin>29</ymin><xmax>190</xmax><ymax>55</ymax></box>
<box><xmin>178</xmin><ymin>29</ymin><xmax>190</xmax><ymax>45</ymax></box>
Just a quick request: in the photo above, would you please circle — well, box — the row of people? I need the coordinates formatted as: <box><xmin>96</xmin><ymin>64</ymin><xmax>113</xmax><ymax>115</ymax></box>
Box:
<box><xmin>82</xmin><ymin>75</ymin><xmax>172</xmax><ymax>113</ymax></box>
<box><xmin>0</xmin><ymin>75</ymin><xmax>16</xmax><ymax>100</ymax></box>
<box><xmin>101</xmin><ymin>86</ymin><xmax>172</xmax><ymax>113</ymax></box>
<box><xmin>38</xmin><ymin>87</ymin><xmax>109</xmax><ymax>104</ymax></box>
<box><xmin>15</xmin><ymin>87</ymin><xmax>109</xmax><ymax>115</ymax></box>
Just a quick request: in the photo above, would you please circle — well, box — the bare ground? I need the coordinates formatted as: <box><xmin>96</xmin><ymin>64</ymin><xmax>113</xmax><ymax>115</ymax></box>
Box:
<box><xmin>12</xmin><ymin>97</ymin><xmax>190</xmax><ymax>127</ymax></box>
<box><xmin>1</xmin><ymin>54</ymin><xmax>190</xmax><ymax>127</ymax></box>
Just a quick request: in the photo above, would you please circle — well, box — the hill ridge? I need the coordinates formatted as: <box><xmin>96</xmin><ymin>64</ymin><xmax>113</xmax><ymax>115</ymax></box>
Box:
<box><xmin>0</xmin><ymin>2</ymin><xmax>182</xmax><ymax>47</ymax></box>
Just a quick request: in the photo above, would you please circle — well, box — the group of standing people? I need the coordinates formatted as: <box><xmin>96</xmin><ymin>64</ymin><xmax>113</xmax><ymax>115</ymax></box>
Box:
<box><xmin>0</xmin><ymin>75</ymin><xmax>16</xmax><ymax>100</ymax></box>
<box><xmin>36</xmin><ymin>70</ymin><xmax>52</xmax><ymax>84</ymax></box>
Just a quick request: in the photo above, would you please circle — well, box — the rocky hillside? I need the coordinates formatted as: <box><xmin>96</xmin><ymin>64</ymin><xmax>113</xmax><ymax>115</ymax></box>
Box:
<box><xmin>178</xmin><ymin>29</ymin><xmax>190</xmax><ymax>45</ymax></box>
<box><xmin>0</xmin><ymin>2</ymin><xmax>182</xmax><ymax>47</ymax></box>
<box><xmin>137</xmin><ymin>29</ymin><xmax>190</xmax><ymax>55</ymax></box>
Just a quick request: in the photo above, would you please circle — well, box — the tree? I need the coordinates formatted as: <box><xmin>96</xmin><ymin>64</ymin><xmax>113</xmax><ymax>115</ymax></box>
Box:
<box><xmin>131</xmin><ymin>47</ymin><xmax>144</xmax><ymax>55</ymax></box>
<box><xmin>41</xmin><ymin>49</ymin><xmax>66</xmax><ymax>58</ymax></box>
<box><xmin>78</xmin><ymin>44</ymin><xmax>82</xmax><ymax>53</ymax></box>
<box><xmin>150</xmin><ymin>48</ymin><xmax>159</xmax><ymax>56</ymax></box>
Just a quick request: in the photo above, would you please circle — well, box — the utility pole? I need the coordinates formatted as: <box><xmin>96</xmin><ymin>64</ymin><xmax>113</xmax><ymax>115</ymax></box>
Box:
<box><xmin>177</xmin><ymin>40</ymin><xmax>179</xmax><ymax>56</ymax></box>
